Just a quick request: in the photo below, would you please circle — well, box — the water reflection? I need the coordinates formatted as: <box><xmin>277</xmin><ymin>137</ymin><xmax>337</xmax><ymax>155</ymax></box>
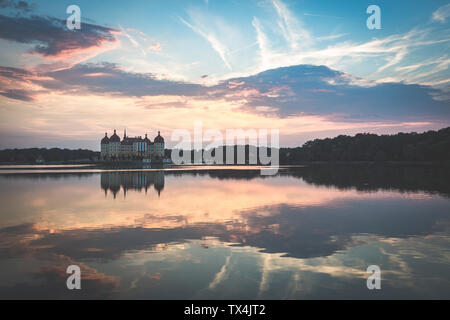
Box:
<box><xmin>101</xmin><ymin>171</ymin><xmax>165</xmax><ymax>198</ymax></box>
<box><xmin>0</xmin><ymin>165</ymin><xmax>449</xmax><ymax>299</ymax></box>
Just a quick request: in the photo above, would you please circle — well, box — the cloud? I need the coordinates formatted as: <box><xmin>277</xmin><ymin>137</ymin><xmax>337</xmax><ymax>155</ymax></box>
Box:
<box><xmin>394</xmin><ymin>56</ymin><xmax>450</xmax><ymax>84</ymax></box>
<box><xmin>432</xmin><ymin>4</ymin><xmax>450</xmax><ymax>23</ymax></box>
<box><xmin>2</xmin><ymin>61</ymin><xmax>448</xmax><ymax>123</ymax></box>
<box><xmin>208</xmin><ymin>255</ymin><xmax>232</xmax><ymax>289</ymax></box>
<box><xmin>178</xmin><ymin>8</ymin><xmax>244</xmax><ymax>71</ymax></box>
<box><xmin>271</xmin><ymin>0</ymin><xmax>312</xmax><ymax>50</ymax></box>
<box><xmin>0</xmin><ymin>66</ymin><xmax>46</xmax><ymax>101</ymax></box>
<box><xmin>303</xmin><ymin>12</ymin><xmax>342</xmax><ymax>19</ymax></box>
<box><xmin>215</xmin><ymin>65</ymin><xmax>450</xmax><ymax>120</ymax></box>
<box><xmin>316</xmin><ymin>33</ymin><xmax>348</xmax><ymax>41</ymax></box>
<box><xmin>121</xmin><ymin>27</ymin><xmax>162</xmax><ymax>55</ymax></box>
<box><xmin>0</xmin><ymin>65</ymin><xmax>32</xmax><ymax>80</ymax></box>
<box><xmin>35</xmin><ymin>62</ymin><xmax>206</xmax><ymax>97</ymax></box>
<box><xmin>0</xmin><ymin>0</ymin><xmax>33</xmax><ymax>12</ymax></box>
<box><xmin>250</xmin><ymin>0</ymin><xmax>450</xmax><ymax>87</ymax></box>
<box><xmin>0</xmin><ymin>14</ymin><xmax>119</xmax><ymax>60</ymax></box>
<box><xmin>0</xmin><ymin>63</ymin><xmax>204</xmax><ymax>102</ymax></box>
<box><xmin>179</xmin><ymin>16</ymin><xmax>231</xmax><ymax>70</ymax></box>
<box><xmin>1</xmin><ymin>165</ymin><xmax>448</xmax><ymax>265</ymax></box>
<box><xmin>0</xmin><ymin>88</ymin><xmax>35</xmax><ymax>101</ymax></box>
<box><xmin>252</xmin><ymin>17</ymin><xmax>272</xmax><ymax>71</ymax></box>
<box><xmin>148</xmin><ymin>42</ymin><xmax>162</xmax><ymax>52</ymax></box>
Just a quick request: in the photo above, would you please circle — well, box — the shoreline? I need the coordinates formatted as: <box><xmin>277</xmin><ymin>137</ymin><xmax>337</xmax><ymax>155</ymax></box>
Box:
<box><xmin>0</xmin><ymin>160</ymin><xmax>449</xmax><ymax>171</ymax></box>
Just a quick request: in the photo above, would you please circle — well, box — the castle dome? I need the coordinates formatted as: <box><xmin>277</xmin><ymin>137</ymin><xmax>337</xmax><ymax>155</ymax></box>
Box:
<box><xmin>101</xmin><ymin>133</ymin><xmax>110</xmax><ymax>144</ymax></box>
<box><xmin>143</xmin><ymin>133</ymin><xmax>151</xmax><ymax>143</ymax></box>
<box><xmin>110</xmin><ymin>129</ymin><xmax>120</xmax><ymax>143</ymax></box>
<box><xmin>154</xmin><ymin>131</ymin><xmax>164</xmax><ymax>143</ymax></box>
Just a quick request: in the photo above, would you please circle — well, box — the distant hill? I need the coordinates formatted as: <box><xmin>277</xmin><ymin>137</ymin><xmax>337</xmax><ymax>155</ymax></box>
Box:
<box><xmin>0</xmin><ymin>148</ymin><xmax>100</xmax><ymax>164</ymax></box>
<box><xmin>280</xmin><ymin>127</ymin><xmax>450</xmax><ymax>163</ymax></box>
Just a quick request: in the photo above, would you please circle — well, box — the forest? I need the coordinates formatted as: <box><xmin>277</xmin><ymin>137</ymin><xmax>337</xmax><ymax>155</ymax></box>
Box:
<box><xmin>170</xmin><ymin>127</ymin><xmax>450</xmax><ymax>164</ymax></box>
<box><xmin>280</xmin><ymin>127</ymin><xmax>450</xmax><ymax>163</ymax></box>
<box><xmin>0</xmin><ymin>148</ymin><xmax>100</xmax><ymax>163</ymax></box>
<box><xmin>1</xmin><ymin>127</ymin><xmax>449</xmax><ymax>164</ymax></box>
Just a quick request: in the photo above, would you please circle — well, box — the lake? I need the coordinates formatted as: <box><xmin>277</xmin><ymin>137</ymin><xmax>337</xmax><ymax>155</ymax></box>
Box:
<box><xmin>0</xmin><ymin>165</ymin><xmax>449</xmax><ymax>299</ymax></box>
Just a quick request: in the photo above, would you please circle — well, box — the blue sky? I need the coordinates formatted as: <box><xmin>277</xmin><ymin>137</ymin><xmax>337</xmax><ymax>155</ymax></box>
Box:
<box><xmin>0</xmin><ymin>0</ymin><xmax>449</xmax><ymax>149</ymax></box>
<box><xmin>15</xmin><ymin>0</ymin><xmax>446</xmax><ymax>83</ymax></box>
<box><xmin>2</xmin><ymin>0</ymin><xmax>449</xmax><ymax>83</ymax></box>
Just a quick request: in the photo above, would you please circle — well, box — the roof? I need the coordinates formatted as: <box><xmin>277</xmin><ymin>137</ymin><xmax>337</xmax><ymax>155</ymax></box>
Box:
<box><xmin>121</xmin><ymin>136</ymin><xmax>154</xmax><ymax>145</ymax></box>
<box><xmin>154</xmin><ymin>131</ymin><xmax>164</xmax><ymax>143</ymax></box>
<box><xmin>110</xmin><ymin>129</ymin><xmax>120</xmax><ymax>142</ymax></box>
<box><xmin>101</xmin><ymin>133</ymin><xmax>110</xmax><ymax>144</ymax></box>
<box><xmin>102</xmin><ymin>130</ymin><xmax>159</xmax><ymax>144</ymax></box>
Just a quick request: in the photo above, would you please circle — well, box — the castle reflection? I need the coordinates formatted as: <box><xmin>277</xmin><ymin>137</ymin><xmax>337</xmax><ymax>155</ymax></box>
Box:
<box><xmin>100</xmin><ymin>171</ymin><xmax>165</xmax><ymax>198</ymax></box>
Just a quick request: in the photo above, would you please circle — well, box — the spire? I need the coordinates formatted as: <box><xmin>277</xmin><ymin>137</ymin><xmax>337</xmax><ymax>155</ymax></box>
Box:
<box><xmin>114</xmin><ymin>129</ymin><xmax>116</xmax><ymax>134</ymax></box>
<box><xmin>105</xmin><ymin>132</ymin><xmax>107</xmax><ymax>137</ymax></box>
<box><xmin>158</xmin><ymin>130</ymin><xmax>160</xmax><ymax>136</ymax></box>
<box><xmin>124</xmin><ymin>129</ymin><xmax>126</xmax><ymax>139</ymax></box>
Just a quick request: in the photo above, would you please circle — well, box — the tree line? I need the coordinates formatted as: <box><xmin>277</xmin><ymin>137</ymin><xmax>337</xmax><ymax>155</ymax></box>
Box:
<box><xmin>1</xmin><ymin>127</ymin><xmax>449</xmax><ymax>164</ymax></box>
<box><xmin>0</xmin><ymin>148</ymin><xmax>100</xmax><ymax>163</ymax></box>
<box><xmin>280</xmin><ymin>127</ymin><xmax>450</xmax><ymax>163</ymax></box>
<box><xmin>168</xmin><ymin>127</ymin><xmax>450</xmax><ymax>164</ymax></box>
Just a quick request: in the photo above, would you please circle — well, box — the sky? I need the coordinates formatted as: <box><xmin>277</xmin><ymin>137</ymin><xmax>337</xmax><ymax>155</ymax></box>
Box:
<box><xmin>0</xmin><ymin>0</ymin><xmax>449</xmax><ymax>150</ymax></box>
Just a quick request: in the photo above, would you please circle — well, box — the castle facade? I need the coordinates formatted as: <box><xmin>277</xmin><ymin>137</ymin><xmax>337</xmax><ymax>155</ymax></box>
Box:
<box><xmin>101</xmin><ymin>129</ymin><xmax>165</xmax><ymax>160</ymax></box>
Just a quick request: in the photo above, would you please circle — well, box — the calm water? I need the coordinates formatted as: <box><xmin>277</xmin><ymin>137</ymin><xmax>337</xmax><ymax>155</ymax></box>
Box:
<box><xmin>0</xmin><ymin>165</ymin><xmax>449</xmax><ymax>299</ymax></box>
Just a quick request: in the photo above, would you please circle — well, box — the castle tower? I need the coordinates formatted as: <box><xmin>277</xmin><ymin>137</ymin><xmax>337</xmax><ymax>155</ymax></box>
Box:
<box><xmin>101</xmin><ymin>132</ymin><xmax>110</xmax><ymax>160</ymax></box>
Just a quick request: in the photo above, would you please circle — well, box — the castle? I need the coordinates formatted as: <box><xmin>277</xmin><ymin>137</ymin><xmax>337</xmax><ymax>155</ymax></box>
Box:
<box><xmin>101</xmin><ymin>129</ymin><xmax>165</xmax><ymax>160</ymax></box>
